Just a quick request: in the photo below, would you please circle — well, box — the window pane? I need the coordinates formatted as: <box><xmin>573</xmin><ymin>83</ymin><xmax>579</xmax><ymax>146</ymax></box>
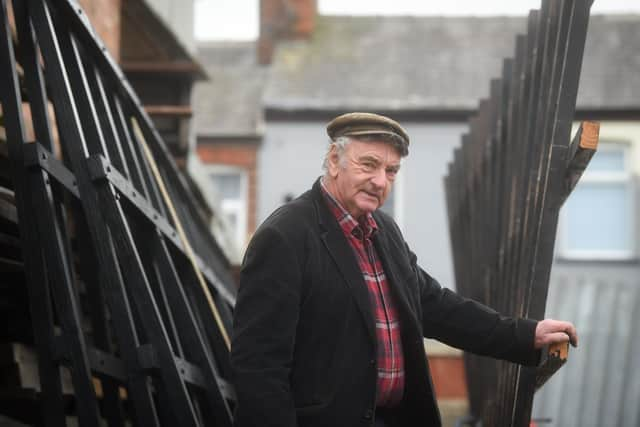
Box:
<box><xmin>210</xmin><ymin>173</ymin><xmax>241</xmax><ymax>200</ymax></box>
<box><xmin>586</xmin><ymin>149</ymin><xmax>625</xmax><ymax>173</ymax></box>
<box><xmin>379</xmin><ymin>186</ymin><xmax>395</xmax><ymax>217</ymax></box>
<box><xmin>225</xmin><ymin>211</ymin><xmax>238</xmax><ymax>231</ymax></box>
<box><xmin>565</xmin><ymin>182</ymin><xmax>631</xmax><ymax>252</ymax></box>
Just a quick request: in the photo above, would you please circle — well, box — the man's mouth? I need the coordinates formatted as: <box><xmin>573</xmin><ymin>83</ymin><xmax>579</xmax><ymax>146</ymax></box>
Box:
<box><xmin>362</xmin><ymin>191</ymin><xmax>380</xmax><ymax>202</ymax></box>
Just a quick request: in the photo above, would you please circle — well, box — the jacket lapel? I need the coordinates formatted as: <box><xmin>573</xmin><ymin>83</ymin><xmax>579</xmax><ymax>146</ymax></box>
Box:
<box><xmin>320</xmin><ymin>225</ymin><xmax>376</xmax><ymax>343</ymax></box>
<box><xmin>312</xmin><ymin>183</ymin><xmax>376</xmax><ymax>343</ymax></box>
<box><xmin>372</xmin><ymin>223</ymin><xmax>419</xmax><ymax>328</ymax></box>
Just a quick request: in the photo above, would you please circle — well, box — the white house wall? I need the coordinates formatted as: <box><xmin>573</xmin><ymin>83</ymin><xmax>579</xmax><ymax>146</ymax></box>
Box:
<box><xmin>259</xmin><ymin>120</ymin><xmax>466</xmax><ymax>290</ymax></box>
<box><xmin>145</xmin><ymin>0</ymin><xmax>196</xmax><ymax>53</ymax></box>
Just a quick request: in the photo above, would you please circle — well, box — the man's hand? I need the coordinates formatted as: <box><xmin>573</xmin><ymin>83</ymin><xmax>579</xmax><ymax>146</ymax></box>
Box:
<box><xmin>534</xmin><ymin>319</ymin><xmax>578</xmax><ymax>349</ymax></box>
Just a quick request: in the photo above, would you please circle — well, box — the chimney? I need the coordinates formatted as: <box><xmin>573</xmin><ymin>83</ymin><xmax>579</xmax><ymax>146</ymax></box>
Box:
<box><xmin>258</xmin><ymin>0</ymin><xmax>317</xmax><ymax>65</ymax></box>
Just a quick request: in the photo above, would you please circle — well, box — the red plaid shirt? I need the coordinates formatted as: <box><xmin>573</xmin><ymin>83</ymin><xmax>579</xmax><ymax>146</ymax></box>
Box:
<box><xmin>320</xmin><ymin>181</ymin><xmax>405</xmax><ymax>407</ymax></box>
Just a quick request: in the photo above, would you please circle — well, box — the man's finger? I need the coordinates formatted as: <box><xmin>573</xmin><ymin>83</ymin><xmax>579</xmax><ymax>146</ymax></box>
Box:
<box><xmin>535</xmin><ymin>319</ymin><xmax>579</xmax><ymax>349</ymax></box>
<box><xmin>556</xmin><ymin>322</ymin><xmax>578</xmax><ymax>347</ymax></box>
<box><xmin>544</xmin><ymin>332</ymin><xmax>571</xmax><ymax>346</ymax></box>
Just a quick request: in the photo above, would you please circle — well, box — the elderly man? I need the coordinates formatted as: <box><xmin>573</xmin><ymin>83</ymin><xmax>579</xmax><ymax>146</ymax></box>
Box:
<box><xmin>231</xmin><ymin>112</ymin><xmax>578</xmax><ymax>427</ymax></box>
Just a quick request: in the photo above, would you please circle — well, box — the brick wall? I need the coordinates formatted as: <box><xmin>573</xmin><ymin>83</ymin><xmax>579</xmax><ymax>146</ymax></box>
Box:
<box><xmin>78</xmin><ymin>0</ymin><xmax>122</xmax><ymax>60</ymax></box>
<box><xmin>425</xmin><ymin>339</ymin><xmax>470</xmax><ymax>426</ymax></box>
<box><xmin>427</xmin><ymin>355</ymin><xmax>468</xmax><ymax>399</ymax></box>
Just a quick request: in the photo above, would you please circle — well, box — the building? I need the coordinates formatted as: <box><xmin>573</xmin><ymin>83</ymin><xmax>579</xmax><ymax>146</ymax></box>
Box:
<box><xmin>192</xmin><ymin>1</ymin><xmax>640</xmax><ymax>425</ymax></box>
<box><xmin>192</xmin><ymin>41</ymin><xmax>266</xmax><ymax>263</ymax></box>
<box><xmin>78</xmin><ymin>0</ymin><xmax>238</xmax><ymax>259</ymax></box>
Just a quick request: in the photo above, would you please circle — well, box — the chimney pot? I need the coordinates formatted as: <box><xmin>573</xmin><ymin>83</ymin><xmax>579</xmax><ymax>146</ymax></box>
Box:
<box><xmin>258</xmin><ymin>0</ymin><xmax>317</xmax><ymax>65</ymax></box>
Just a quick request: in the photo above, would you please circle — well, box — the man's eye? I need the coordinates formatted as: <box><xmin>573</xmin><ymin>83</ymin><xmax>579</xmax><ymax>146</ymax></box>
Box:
<box><xmin>362</xmin><ymin>162</ymin><xmax>375</xmax><ymax>170</ymax></box>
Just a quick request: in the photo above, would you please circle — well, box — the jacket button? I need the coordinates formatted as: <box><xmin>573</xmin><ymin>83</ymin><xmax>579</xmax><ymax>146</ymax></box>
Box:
<box><xmin>369</xmin><ymin>359</ymin><xmax>376</xmax><ymax>367</ymax></box>
<box><xmin>363</xmin><ymin>409</ymin><xmax>373</xmax><ymax>420</ymax></box>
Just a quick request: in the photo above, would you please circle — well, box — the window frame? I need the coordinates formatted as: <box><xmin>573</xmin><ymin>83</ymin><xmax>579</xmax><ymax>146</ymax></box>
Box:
<box><xmin>557</xmin><ymin>139</ymin><xmax>636</xmax><ymax>261</ymax></box>
<box><xmin>394</xmin><ymin>168</ymin><xmax>405</xmax><ymax>231</ymax></box>
<box><xmin>378</xmin><ymin>168</ymin><xmax>405</xmax><ymax>230</ymax></box>
<box><xmin>207</xmin><ymin>165</ymin><xmax>249</xmax><ymax>254</ymax></box>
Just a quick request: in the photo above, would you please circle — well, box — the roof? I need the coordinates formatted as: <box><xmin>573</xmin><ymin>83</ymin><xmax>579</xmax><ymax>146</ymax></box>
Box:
<box><xmin>263</xmin><ymin>14</ymin><xmax>640</xmax><ymax>112</ymax></box>
<box><xmin>578</xmin><ymin>15</ymin><xmax>640</xmax><ymax>110</ymax></box>
<box><xmin>533</xmin><ymin>265</ymin><xmax>640</xmax><ymax>427</ymax></box>
<box><xmin>192</xmin><ymin>42</ymin><xmax>266</xmax><ymax>137</ymax></box>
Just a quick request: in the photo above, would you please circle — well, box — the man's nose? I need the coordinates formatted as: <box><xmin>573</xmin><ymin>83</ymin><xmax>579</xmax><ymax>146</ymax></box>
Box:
<box><xmin>370</xmin><ymin>167</ymin><xmax>386</xmax><ymax>188</ymax></box>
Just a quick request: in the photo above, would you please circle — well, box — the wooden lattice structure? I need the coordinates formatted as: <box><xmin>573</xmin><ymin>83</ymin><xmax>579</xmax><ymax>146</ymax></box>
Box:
<box><xmin>445</xmin><ymin>0</ymin><xmax>598</xmax><ymax>425</ymax></box>
<box><xmin>0</xmin><ymin>0</ymin><xmax>236</xmax><ymax>425</ymax></box>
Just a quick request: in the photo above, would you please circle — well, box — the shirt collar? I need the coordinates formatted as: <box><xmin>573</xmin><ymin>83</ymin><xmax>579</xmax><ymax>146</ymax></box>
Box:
<box><xmin>320</xmin><ymin>178</ymin><xmax>378</xmax><ymax>239</ymax></box>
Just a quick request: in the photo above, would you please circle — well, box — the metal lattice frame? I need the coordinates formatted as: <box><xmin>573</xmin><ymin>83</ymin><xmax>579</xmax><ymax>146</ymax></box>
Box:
<box><xmin>0</xmin><ymin>0</ymin><xmax>236</xmax><ymax>425</ymax></box>
<box><xmin>444</xmin><ymin>0</ymin><xmax>598</xmax><ymax>426</ymax></box>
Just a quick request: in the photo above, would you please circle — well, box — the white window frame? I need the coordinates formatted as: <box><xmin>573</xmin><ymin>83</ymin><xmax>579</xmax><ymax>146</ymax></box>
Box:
<box><xmin>207</xmin><ymin>165</ymin><xmax>249</xmax><ymax>255</ymax></box>
<box><xmin>393</xmin><ymin>168</ymin><xmax>405</xmax><ymax>231</ymax></box>
<box><xmin>557</xmin><ymin>126</ymin><xmax>636</xmax><ymax>260</ymax></box>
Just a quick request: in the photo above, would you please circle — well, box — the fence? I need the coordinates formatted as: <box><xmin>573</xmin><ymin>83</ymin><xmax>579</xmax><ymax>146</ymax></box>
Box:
<box><xmin>444</xmin><ymin>0</ymin><xmax>598</xmax><ymax>425</ymax></box>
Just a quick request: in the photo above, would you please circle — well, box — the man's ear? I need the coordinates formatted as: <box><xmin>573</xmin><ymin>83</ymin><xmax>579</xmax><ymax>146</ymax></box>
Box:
<box><xmin>327</xmin><ymin>144</ymin><xmax>340</xmax><ymax>178</ymax></box>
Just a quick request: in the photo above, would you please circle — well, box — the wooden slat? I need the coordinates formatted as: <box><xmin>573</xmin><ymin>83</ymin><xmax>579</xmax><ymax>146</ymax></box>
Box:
<box><xmin>145</xmin><ymin>104</ymin><xmax>192</xmax><ymax>117</ymax></box>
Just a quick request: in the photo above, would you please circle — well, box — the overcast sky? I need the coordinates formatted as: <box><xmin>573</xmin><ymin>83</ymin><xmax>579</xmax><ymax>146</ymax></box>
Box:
<box><xmin>194</xmin><ymin>0</ymin><xmax>640</xmax><ymax>41</ymax></box>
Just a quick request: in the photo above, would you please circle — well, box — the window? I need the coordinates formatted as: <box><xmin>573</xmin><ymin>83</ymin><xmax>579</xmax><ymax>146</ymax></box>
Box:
<box><xmin>379</xmin><ymin>186</ymin><xmax>395</xmax><ymax>217</ymax></box>
<box><xmin>559</xmin><ymin>141</ymin><xmax>634</xmax><ymax>259</ymax></box>
<box><xmin>209</xmin><ymin>167</ymin><xmax>248</xmax><ymax>253</ymax></box>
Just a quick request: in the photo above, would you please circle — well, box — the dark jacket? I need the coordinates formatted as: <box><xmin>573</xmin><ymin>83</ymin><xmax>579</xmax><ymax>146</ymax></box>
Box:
<box><xmin>231</xmin><ymin>179</ymin><xmax>539</xmax><ymax>427</ymax></box>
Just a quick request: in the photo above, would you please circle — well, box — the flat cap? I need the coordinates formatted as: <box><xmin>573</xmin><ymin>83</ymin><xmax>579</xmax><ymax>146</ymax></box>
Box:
<box><xmin>326</xmin><ymin>112</ymin><xmax>410</xmax><ymax>155</ymax></box>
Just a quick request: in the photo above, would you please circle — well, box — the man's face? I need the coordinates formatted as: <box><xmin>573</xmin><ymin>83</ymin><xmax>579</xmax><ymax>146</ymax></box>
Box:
<box><xmin>327</xmin><ymin>139</ymin><xmax>401</xmax><ymax>219</ymax></box>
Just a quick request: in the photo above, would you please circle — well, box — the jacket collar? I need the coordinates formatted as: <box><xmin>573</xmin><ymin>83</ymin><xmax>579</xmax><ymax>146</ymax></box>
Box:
<box><xmin>318</xmin><ymin>178</ymin><xmax>378</xmax><ymax>240</ymax></box>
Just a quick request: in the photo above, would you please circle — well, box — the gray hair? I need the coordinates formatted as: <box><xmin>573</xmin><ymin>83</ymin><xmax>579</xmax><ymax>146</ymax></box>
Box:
<box><xmin>322</xmin><ymin>136</ymin><xmax>351</xmax><ymax>171</ymax></box>
<box><xmin>321</xmin><ymin>134</ymin><xmax>408</xmax><ymax>171</ymax></box>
